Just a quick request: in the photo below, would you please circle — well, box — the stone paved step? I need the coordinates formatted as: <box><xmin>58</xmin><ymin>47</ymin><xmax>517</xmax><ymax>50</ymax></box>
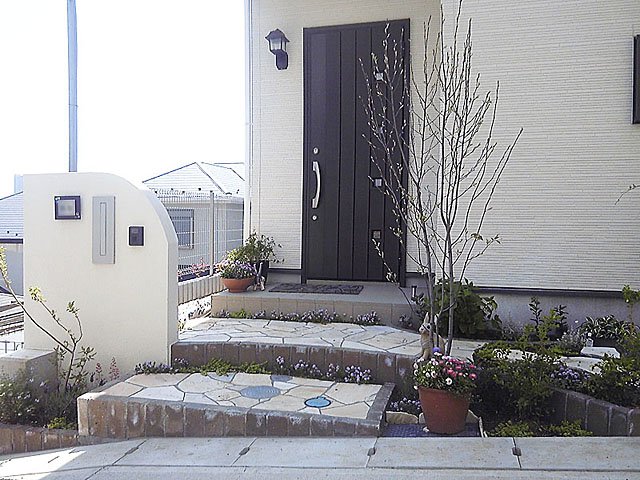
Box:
<box><xmin>173</xmin><ymin>318</ymin><xmax>484</xmax><ymax>388</ymax></box>
<box><xmin>77</xmin><ymin>373</ymin><xmax>394</xmax><ymax>440</ymax></box>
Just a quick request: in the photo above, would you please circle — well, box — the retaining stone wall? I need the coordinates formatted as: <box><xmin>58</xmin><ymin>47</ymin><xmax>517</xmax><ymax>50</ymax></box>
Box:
<box><xmin>178</xmin><ymin>275</ymin><xmax>223</xmax><ymax>304</ymax></box>
<box><xmin>0</xmin><ymin>423</ymin><xmax>79</xmax><ymax>455</ymax></box>
<box><xmin>172</xmin><ymin>341</ymin><xmax>415</xmax><ymax>389</ymax></box>
<box><xmin>550</xmin><ymin>388</ymin><xmax>640</xmax><ymax>436</ymax></box>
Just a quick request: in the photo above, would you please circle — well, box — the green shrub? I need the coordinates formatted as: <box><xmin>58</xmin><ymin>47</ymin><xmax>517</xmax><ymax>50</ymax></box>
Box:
<box><xmin>414</xmin><ymin>279</ymin><xmax>502</xmax><ymax>339</ymax></box>
<box><xmin>473</xmin><ymin>343</ymin><xmax>560</xmax><ymax>420</ymax></box>
<box><xmin>543</xmin><ymin>420</ymin><xmax>592</xmax><ymax>437</ymax></box>
<box><xmin>489</xmin><ymin>420</ymin><xmax>534</xmax><ymax>437</ymax></box>
<box><xmin>584</xmin><ymin>356</ymin><xmax>640</xmax><ymax>408</ymax></box>
<box><xmin>578</xmin><ymin>315</ymin><xmax>635</xmax><ymax>341</ymax></box>
<box><xmin>0</xmin><ymin>371</ymin><xmax>42</xmax><ymax>425</ymax></box>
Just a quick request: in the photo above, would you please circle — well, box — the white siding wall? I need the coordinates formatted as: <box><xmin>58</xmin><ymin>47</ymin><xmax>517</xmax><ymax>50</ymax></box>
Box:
<box><xmin>445</xmin><ymin>0</ymin><xmax>640</xmax><ymax>291</ymax></box>
<box><xmin>249</xmin><ymin>0</ymin><xmax>438</xmax><ymax>270</ymax></box>
<box><xmin>250</xmin><ymin>0</ymin><xmax>640</xmax><ymax>292</ymax></box>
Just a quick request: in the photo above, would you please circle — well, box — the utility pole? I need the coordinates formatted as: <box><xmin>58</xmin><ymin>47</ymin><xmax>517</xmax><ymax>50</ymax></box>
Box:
<box><xmin>67</xmin><ymin>0</ymin><xmax>78</xmax><ymax>172</ymax></box>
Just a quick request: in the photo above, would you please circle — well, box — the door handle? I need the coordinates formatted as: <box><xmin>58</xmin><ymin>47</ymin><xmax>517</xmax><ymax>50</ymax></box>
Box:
<box><xmin>312</xmin><ymin>161</ymin><xmax>321</xmax><ymax>209</ymax></box>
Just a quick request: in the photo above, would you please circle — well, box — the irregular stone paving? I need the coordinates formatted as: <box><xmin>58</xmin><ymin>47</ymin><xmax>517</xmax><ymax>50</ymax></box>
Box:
<box><xmin>100</xmin><ymin>372</ymin><xmax>382</xmax><ymax>420</ymax></box>
<box><xmin>179</xmin><ymin>318</ymin><xmax>485</xmax><ymax>360</ymax></box>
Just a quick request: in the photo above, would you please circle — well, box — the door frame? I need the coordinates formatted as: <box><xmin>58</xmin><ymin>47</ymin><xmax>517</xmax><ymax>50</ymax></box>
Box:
<box><xmin>301</xmin><ymin>19</ymin><xmax>409</xmax><ymax>286</ymax></box>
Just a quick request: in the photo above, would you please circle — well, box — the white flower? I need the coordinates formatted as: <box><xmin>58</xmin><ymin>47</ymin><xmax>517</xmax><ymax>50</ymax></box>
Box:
<box><xmin>431</xmin><ymin>372</ymin><xmax>437</xmax><ymax>378</ymax></box>
<box><xmin>445</xmin><ymin>378</ymin><xmax>453</xmax><ymax>385</ymax></box>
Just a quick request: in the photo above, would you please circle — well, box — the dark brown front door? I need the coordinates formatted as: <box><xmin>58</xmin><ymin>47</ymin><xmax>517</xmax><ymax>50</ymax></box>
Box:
<box><xmin>302</xmin><ymin>20</ymin><xmax>408</xmax><ymax>283</ymax></box>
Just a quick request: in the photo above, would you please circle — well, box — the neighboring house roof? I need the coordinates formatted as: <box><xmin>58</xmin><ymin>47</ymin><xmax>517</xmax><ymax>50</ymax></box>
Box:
<box><xmin>0</xmin><ymin>192</ymin><xmax>23</xmax><ymax>241</ymax></box>
<box><xmin>143</xmin><ymin>162</ymin><xmax>245</xmax><ymax>197</ymax></box>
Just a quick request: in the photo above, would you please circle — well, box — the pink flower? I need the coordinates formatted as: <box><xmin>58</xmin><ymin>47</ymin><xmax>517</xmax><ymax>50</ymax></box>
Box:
<box><xmin>470</xmin><ymin>373</ymin><xmax>477</xmax><ymax>380</ymax></box>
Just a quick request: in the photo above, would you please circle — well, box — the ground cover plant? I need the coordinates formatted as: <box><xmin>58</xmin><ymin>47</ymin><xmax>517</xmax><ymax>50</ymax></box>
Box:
<box><xmin>134</xmin><ymin>356</ymin><xmax>374</xmax><ymax>385</ymax></box>
<box><xmin>215</xmin><ymin>308</ymin><xmax>381</xmax><ymax>326</ymax></box>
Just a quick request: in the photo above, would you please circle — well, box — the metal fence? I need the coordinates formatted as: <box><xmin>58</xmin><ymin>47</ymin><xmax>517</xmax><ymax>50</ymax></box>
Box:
<box><xmin>0</xmin><ymin>340</ymin><xmax>23</xmax><ymax>354</ymax></box>
<box><xmin>151</xmin><ymin>189</ymin><xmax>244</xmax><ymax>279</ymax></box>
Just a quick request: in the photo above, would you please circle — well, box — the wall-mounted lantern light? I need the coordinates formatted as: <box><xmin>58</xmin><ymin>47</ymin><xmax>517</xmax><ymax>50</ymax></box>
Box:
<box><xmin>265</xmin><ymin>29</ymin><xmax>289</xmax><ymax>70</ymax></box>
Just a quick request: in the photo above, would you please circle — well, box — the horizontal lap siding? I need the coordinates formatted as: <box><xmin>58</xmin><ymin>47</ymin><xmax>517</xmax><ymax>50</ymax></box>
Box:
<box><xmin>250</xmin><ymin>0</ymin><xmax>436</xmax><ymax>270</ymax></box>
<box><xmin>444</xmin><ymin>0</ymin><xmax>640</xmax><ymax>290</ymax></box>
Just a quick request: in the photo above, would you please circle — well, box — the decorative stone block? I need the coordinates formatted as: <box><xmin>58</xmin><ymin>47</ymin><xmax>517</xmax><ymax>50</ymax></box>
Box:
<box><xmin>59</xmin><ymin>432</ymin><xmax>78</xmax><ymax>448</ymax></box>
<box><xmin>310</xmin><ymin>416</ymin><xmax>334</xmax><ymax>437</ymax></box>
<box><xmin>288</xmin><ymin>415</ymin><xmax>310</xmax><ymax>436</ymax></box>
<box><xmin>25</xmin><ymin>428</ymin><xmax>43</xmax><ymax>452</ymax></box>
<box><xmin>12</xmin><ymin>427</ymin><xmax>26</xmax><ymax>453</ymax></box>
<box><xmin>609</xmin><ymin>406</ymin><xmax>630</xmax><ymax>436</ymax></box>
<box><xmin>356</xmin><ymin>420</ymin><xmax>379</xmax><ymax>436</ymax></box>
<box><xmin>325</xmin><ymin>347</ymin><xmax>344</xmax><ymax>369</ymax></box>
<box><xmin>238</xmin><ymin>344</ymin><xmax>258</xmax><ymax>365</ymax></box>
<box><xmin>333</xmin><ymin>418</ymin><xmax>357</xmax><ymax>436</ymax></box>
<box><xmin>266</xmin><ymin>412</ymin><xmax>288</xmax><ymax>436</ymax></box>
<box><xmin>308</xmin><ymin>347</ymin><xmax>326</xmax><ymax>372</ymax></box>
<box><xmin>126</xmin><ymin>401</ymin><xmax>146</xmax><ymax>438</ymax></box>
<box><xmin>204</xmin><ymin>343</ymin><xmax>224</xmax><ymax>364</ymax></box>
<box><xmin>549</xmin><ymin>389</ymin><xmax>568</xmax><ymax>424</ymax></box>
<box><xmin>184</xmin><ymin>407</ymin><xmax>205</xmax><ymax>437</ymax></box>
<box><xmin>222</xmin><ymin>343</ymin><xmax>240</xmax><ymax>364</ymax></box>
<box><xmin>107</xmin><ymin>400</ymin><xmax>127</xmax><ymax>438</ymax></box>
<box><xmin>565</xmin><ymin>391</ymin><xmax>589</xmax><ymax>428</ymax></box>
<box><xmin>376</xmin><ymin>353</ymin><xmax>396</xmax><ymax>384</ymax></box>
<box><xmin>246</xmin><ymin>410</ymin><xmax>267</xmax><ymax>436</ymax></box>
<box><xmin>204</xmin><ymin>409</ymin><xmax>225</xmax><ymax>436</ymax></box>
<box><xmin>144</xmin><ymin>402</ymin><xmax>164</xmax><ymax>437</ymax></box>
<box><xmin>0</xmin><ymin>426</ymin><xmax>14</xmax><ymax>454</ymax></box>
<box><xmin>255</xmin><ymin>344</ymin><xmax>275</xmax><ymax>365</ymax></box>
<box><xmin>586</xmin><ymin>399</ymin><xmax>611</xmax><ymax>436</ymax></box>
<box><xmin>172</xmin><ymin>343</ymin><xmax>205</xmax><ymax>366</ymax></box>
<box><xmin>77</xmin><ymin>397</ymin><xmax>90</xmax><ymax>437</ymax></box>
<box><xmin>272</xmin><ymin>345</ymin><xmax>292</xmax><ymax>365</ymax></box>
<box><xmin>359</xmin><ymin>352</ymin><xmax>377</xmax><ymax>378</ymax></box>
<box><xmin>225</xmin><ymin>409</ymin><xmax>246</xmax><ymax>436</ymax></box>
<box><xmin>342</xmin><ymin>350</ymin><xmax>360</xmax><ymax>369</ymax></box>
<box><xmin>88</xmin><ymin>398</ymin><xmax>109</xmax><ymax>438</ymax></box>
<box><xmin>164</xmin><ymin>404</ymin><xmax>184</xmax><ymax>437</ymax></box>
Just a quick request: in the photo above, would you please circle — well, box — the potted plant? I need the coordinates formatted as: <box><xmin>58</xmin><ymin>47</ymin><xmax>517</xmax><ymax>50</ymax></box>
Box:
<box><xmin>413</xmin><ymin>349</ymin><xmax>478</xmax><ymax>434</ymax></box>
<box><xmin>578</xmin><ymin>315</ymin><xmax>636</xmax><ymax>348</ymax></box>
<box><xmin>226</xmin><ymin>232</ymin><xmax>282</xmax><ymax>284</ymax></box>
<box><xmin>216</xmin><ymin>260</ymin><xmax>257</xmax><ymax>293</ymax></box>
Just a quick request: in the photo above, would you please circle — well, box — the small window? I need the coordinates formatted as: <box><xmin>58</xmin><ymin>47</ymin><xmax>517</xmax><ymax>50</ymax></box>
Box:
<box><xmin>168</xmin><ymin>209</ymin><xmax>194</xmax><ymax>248</ymax></box>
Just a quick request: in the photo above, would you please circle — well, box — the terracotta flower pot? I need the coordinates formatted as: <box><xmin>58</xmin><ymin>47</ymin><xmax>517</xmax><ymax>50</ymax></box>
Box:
<box><xmin>222</xmin><ymin>277</ymin><xmax>255</xmax><ymax>293</ymax></box>
<box><xmin>417</xmin><ymin>386</ymin><xmax>470</xmax><ymax>434</ymax></box>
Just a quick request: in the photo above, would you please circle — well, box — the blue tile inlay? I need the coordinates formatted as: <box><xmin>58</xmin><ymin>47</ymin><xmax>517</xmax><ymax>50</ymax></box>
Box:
<box><xmin>304</xmin><ymin>396</ymin><xmax>332</xmax><ymax>408</ymax></box>
<box><xmin>240</xmin><ymin>385</ymin><xmax>281</xmax><ymax>399</ymax></box>
<box><xmin>270</xmin><ymin>375</ymin><xmax>292</xmax><ymax>383</ymax></box>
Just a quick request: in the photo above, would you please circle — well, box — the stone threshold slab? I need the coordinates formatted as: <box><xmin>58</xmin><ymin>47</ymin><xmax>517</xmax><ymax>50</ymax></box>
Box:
<box><xmin>78</xmin><ymin>374</ymin><xmax>394</xmax><ymax>440</ymax></box>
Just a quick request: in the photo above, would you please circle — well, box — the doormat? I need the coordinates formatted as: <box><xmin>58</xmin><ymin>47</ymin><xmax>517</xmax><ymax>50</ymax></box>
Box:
<box><xmin>269</xmin><ymin>283</ymin><xmax>364</xmax><ymax>295</ymax></box>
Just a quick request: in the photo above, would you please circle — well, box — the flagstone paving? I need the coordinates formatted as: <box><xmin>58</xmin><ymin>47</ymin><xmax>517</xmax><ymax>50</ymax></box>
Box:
<box><xmin>179</xmin><ymin>317</ymin><xmax>484</xmax><ymax>360</ymax></box>
<box><xmin>101</xmin><ymin>372</ymin><xmax>381</xmax><ymax>419</ymax></box>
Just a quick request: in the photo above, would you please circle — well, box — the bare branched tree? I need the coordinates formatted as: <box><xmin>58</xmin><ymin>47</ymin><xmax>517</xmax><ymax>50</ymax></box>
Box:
<box><xmin>363</xmin><ymin>1</ymin><xmax>522</xmax><ymax>356</ymax></box>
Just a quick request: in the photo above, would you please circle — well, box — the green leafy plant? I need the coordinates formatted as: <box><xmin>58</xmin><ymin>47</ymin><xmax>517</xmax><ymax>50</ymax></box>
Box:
<box><xmin>543</xmin><ymin>420</ymin><xmax>592</xmax><ymax>437</ymax></box>
<box><xmin>226</xmin><ymin>232</ymin><xmax>282</xmax><ymax>263</ymax></box>
<box><xmin>414</xmin><ymin>279</ymin><xmax>502</xmax><ymax>339</ymax></box>
<box><xmin>578</xmin><ymin>315</ymin><xmax>635</xmax><ymax>341</ymax></box>
<box><xmin>584</xmin><ymin>356</ymin><xmax>640</xmax><ymax>408</ymax></box>
<box><xmin>414</xmin><ymin>351</ymin><xmax>478</xmax><ymax>396</ymax></box>
<box><xmin>489</xmin><ymin>420</ymin><xmax>534</xmax><ymax>437</ymax></box>
<box><xmin>0</xmin><ymin>370</ymin><xmax>42</xmax><ymax>425</ymax></box>
<box><xmin>622</xmin><ymin>284</ymin><xmax>640</xmax><ymax>322</ymax></box>
<box><xmin>473</xmin><ymin>343</ymin><xmax>560</xmax><ymax>420</ymax></box>
<box><xmin>528</xmin><ymin>298</ymin><xmax>568</xmax><ymax>341</ymax></box>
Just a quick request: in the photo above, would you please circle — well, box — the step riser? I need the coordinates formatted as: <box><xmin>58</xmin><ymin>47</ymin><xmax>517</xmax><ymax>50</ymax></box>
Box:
<box><xmin>77</xmin><ymin>385</ymin><xmax>394</xmax><ymax>440</ymax></box>
<box><xmin>172</xmin><ymin>342</ymin><xmax>415</xmax><ymax>389</ymax></box>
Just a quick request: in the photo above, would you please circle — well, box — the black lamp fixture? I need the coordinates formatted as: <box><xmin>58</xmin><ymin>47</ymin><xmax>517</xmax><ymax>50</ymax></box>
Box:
<box><xmin>265</xmin><ymin>29</ymin><xmax>289</xmax><ymax>70</ymax></box>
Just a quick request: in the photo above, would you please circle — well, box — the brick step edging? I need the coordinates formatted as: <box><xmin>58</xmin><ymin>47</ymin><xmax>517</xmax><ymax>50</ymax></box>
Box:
<box><xmin>172</xmin><ymin>341</ymin><xmax>415</xmax><ymax>389</ymax></box>
<box><xmin>77</xmin><ymin>383</ymin><xmax>394</xmax><ymax>440</ymax></box>
<box><xmin>550</xmin><ymin>387</ymin><xmax>640</xmax><ymax>436</ymax></box>
<box><xmin>0</xmin><ymin>423</ymin><xmax>79</xmax><ymax>455</ymax></box>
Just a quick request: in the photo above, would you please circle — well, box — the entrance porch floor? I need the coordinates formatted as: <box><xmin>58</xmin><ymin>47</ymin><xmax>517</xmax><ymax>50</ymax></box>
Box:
<box><xmin>210</xmin><ymin>282</ymin><xmax>415</xmax><ymax>327</ymax></box>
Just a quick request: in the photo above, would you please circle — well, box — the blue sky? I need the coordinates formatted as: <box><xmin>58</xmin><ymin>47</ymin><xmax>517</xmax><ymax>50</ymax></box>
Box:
<box><xmin>0</xmin><ymin>0</ymin><xmax>245</xmax><ymax>198</ymax></box>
